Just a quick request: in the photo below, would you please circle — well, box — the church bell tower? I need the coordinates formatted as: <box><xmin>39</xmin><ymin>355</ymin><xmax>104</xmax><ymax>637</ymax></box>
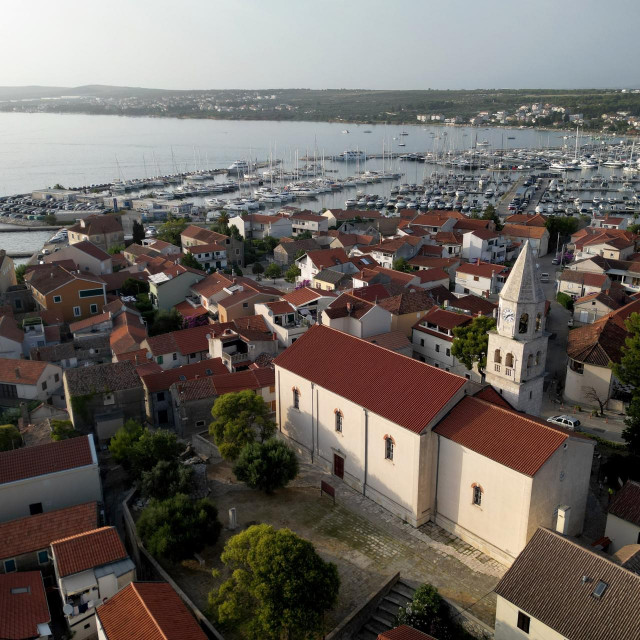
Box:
<box><xmin>483</xmin><ymin>241</ymin><xmax>548</xmax><ymax>416</ymax></box>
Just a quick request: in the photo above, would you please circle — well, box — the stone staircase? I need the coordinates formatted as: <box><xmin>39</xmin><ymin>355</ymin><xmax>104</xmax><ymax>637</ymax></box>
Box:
<box><xmin>355</xmin><ymin>578</ymin><xmax>416</xmax><ymax>640</ymax></box>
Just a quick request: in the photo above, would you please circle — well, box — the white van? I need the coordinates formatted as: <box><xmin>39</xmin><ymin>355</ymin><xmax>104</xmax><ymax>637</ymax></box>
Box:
<box><xmin>540</xmin><ymin>273</ymin><xmax>549</xmax><ymax>283</ymax></box>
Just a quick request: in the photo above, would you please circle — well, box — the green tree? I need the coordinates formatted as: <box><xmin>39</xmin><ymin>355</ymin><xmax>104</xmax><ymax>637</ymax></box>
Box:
<box><xmin>556</xmin><ymin>292</ymin><xmax>574</xmax><ymax>311</ymax></box>
<box><xmin>482</xmin><ymin>204</ymin><xmax>502</xmax><ymax>231</ymax></box>
<box><xmin>209</xmin><ymin>524</ymin><xmax>340</xmax><ymax>639</ymax></box>
<box><xmin>108</xmin><ymin>244</ymin><xmax>125</xmax><ymax>255</ymax></box>
<box><xmin>180</xmin><ymin>251</ymin><xmax>202</xmax><ymax>270</ymax></box>
<box><xmin>395</xmin><ymin>584</ymin><xmax>450</xmax><ymax>638</ymax></box>
<box><xmin>141</xmin><ymin>459</ymin><xmax>194</xmax><ymax>500</ymax></box>
<box><xmin>451</xmin><ymin>315</ymin><xmax>496</xmax><ymax>374</ymax></box>
<box><xmin>545</xmin><ymin>215</ymin><xmax>579</xmax><ymax>240</ymax></box>
<box><xmin>149</xmin><ymin>309</ymin><xmax>182</xmax><ymax>336</ymax></box>
<box><xmin>392</xmin><ymin>257</ymin><xmax>412</xmax><ymax>273</ymax></box>
<box><xmin>121</xmin><ymin>277</ymin><xmax>149</xmax><ymax>297</ymax></box>
<box><xmin>264</xmin><ymin>263</ymin><xmax>282</xmax><ymax>282</ymax></box>
<box><xmin>50</xmin><ymin>419</ymin><xmax>81</xmax><ymax>441</ymax></box>
<box><xmin>612</xmin><ymin>312</ymin><xmax>640</xmax><ymax>453</ymax></box>
<box><xmin>252</xmin><ymin>262</ymin><xmax>264</xmax><ymax>275</ymax></box>
<box><xmin>263</xmin><ymin>236</ymin><xmax>280</xmax><ymax>252</ymax></box>
<box><xmin>137</xmin><ymin>493</ymin><xmax>221</xmax><ymax>561</ymax></box>
<box><xmin>0</xmin><ymin>424</ymin><xmax>22</xmax><ymax>451</ymax></box>
<box><xmin>284</xmin><ymin>264</ymin><xmax>301</xmax><ymax>283</ymax></box>
<box><xmin>295</xmin><ymin>231</ymin><xmax>313</xmax><ymax>240</ymax></box>
<box><xmin>128</xmin><ymin>429</ymin><xmax>185</xmax><ymax>479</ymax></box>
<box><xmin>44</xmin><ymin>214</ymin><xmax>58</xmax><ymax>226</ymax></box>
<box><xmin>157</xmin><ymin>216</ymin><xmax>188</xmax><ymax>246</ymax></box>
<box><xmin>108</xmin><ymin>419</ymin><xmax>144</xmax><ymax>467</ymax></box>
<box><xmin>132</xmin><ymin>220</ymin><xmax>145</xmax><ymax>245</ymax></box>
<box><xmin>210</xmin><ymin>390</ymin><xmax>276</xmax><ymax>461</ymax></box>
<box><xmin>233</xmin><ymin>439</ymin><xmax>299</xmax><ymax>493</ymax></box>
<box><xmin>15</xmin><ymin>264</ymin><xmax>26</xmax><ymax>284</ymax></box>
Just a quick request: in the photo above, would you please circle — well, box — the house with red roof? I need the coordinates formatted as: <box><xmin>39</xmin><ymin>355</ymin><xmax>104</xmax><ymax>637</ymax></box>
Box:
<box><xmin>289</xmin><ymin>210</ymin><xmax>329</xmax><ymax>235</ymax></box>
<box><xmin>365</xmin><ymin>236</ymin><xmax>424</xmax><ymax>270</ymax></box>
<box><xmin>143</xmin><ymin>324</ymin><xmax>216</xmax><ymax>370</ymax></box>
<box><xmin>462</xmin><ymin>228</ymin><xmax>512</xmax><ymax>264</ymax></box>
<box><xmin>254</xmin><ymin>300</ymin><xmax>309</xmax><ymax>347</ymax></box>
<box><xmin>282</xmin><ymin>286</ymin><xmax>337</xmax><ymax>322</ymax></box>
<box><xmin>500</xmin><ymin>224</ymin><xmax>550</xmax><ymax>257</ymax></box>
<box><xmin>68</xmin><ymin>215</ymin><xmax>124</xmax><ymax>253</ymax></box>
<box><xmin>96</xmin><ymin>582</ymin><xmax>209</xmax><ymax>640</ymax></box>
<box><xmin>274</xmin><ymin>325</ymin><xmax>593</xmax><ymax>565</ymax></box>
<box><xmin>0</xmin><ymin>571</ymin><xmax>52</xmax><ymax>640</ymax></box>
<box><xmin>0</xmin><ymin>436</ymin><xmax>101</xmax><ymax>523</ymax></box>
<box><xmin>0</xmin><ymin>314</ymin><xmax>24</xmax><ymax>359</ymax></box>
<box><xmin>180</xmin><ymin>224</ymin><xmax>244</xmax><ymax>266</ymax></box>
<box><xmin>321</xmin><ymin>293</ymin><xmax>393</xmax><ymax>339</ymax></box>
<box><xmin>454</xmin><ymin>262</ymin><xmax>509</xmax><ymax>297</ymax></box>
<box><xmin>184</xmin><ymin>242</ymin><xmax>228</xmax><ymax>270</ymax></box>
<box><xmin>228</xmin><ymin>212</ymin><xmax>292</xmax><ymax>239</ymax></box>
<box><xmin>0</xmin><ymin>357</ymin><xmax>63</xmax><ymax>403</ymax></box>
<box><xmin>604</xmin><ymin>480</ymin><xmax>640</xmax><ymax>553</ymax></box>
<box><xmin>557</xmin><ymin>270</ymin><xmax>611</xmax><ymax>299</ymax></box>
<box><xmin>295</xmin><ymin>247</ymin><xmax>351</xmax><ymax>284</ymax></box>
<box><xmin>43</xmin><ymin>240</ymin><xmax>113</xmax><ymax>276</ymax></box>
<box><xmin>51</xmin><ymin>527</ymin><xmax>135</xmax><ymax>640</ymax></box>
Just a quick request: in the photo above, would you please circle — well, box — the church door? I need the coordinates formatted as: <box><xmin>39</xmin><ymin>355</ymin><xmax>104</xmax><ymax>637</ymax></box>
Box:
<box><xmin>333</xmin><ymin>454</ymin><xmax>344</xmax><ymax>479</ymax></box>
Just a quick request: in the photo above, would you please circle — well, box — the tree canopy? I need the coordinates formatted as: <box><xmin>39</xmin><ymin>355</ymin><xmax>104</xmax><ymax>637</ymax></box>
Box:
<box><xmin>132</xmin><ymin>219</ymin><xmax>145</xmax><ymax>245</ymax></box>
<box><xmin>264</xmin><ymin>262</ymin><xmax>282</xmax><ymax>282</ymax></box>
<box><xmin>141</xmin><ymin>459</ymin><xmax>194</xmax><ymax>500</ymax></box>
<box><xmin>451</xmin><ymin>315</ymin><xmax>496</xmax><ymax>373</ymax></box>
<box><xmin>50</xmin><ymin>419</ymin><xmax>81</xmax><ymax>441</ymax></box>
<box><xmin>157</xmin><ymin>217</ymin><xmax>188</xmax><ymax>246</ymax></box>
<box><xmin>545</xmin><ymin>215</ymin><xmax>579</xmax><ymax>240</ymax></box>
<box><xmin>284</xmin><ymin>264</ymin><xmax>301</xmax><ymax>283</ymax></box>
<box><xmin>180</xmin><ymin>251</ymin><xmax>202</xmax><ymax>270</ymax></box>
<box><xmin>395</xmin><ymin>583</ymin><xmax>454</xmax><ymax>639</ymax></box>
<box><xmin>0</xmin><ymin>424</ymin><xmax>22</xmax><ymax>451</ymax></box>
<box><xmin>209</xmin><ymin>524</ymin><xmax>340</xmax><ymax>639</ymax></box>
<box><xmin>233</xmin><ymin>439</ymin><xmax>299</xmax><ymax>493</ymax></box>
<box><xmin>482</xmin><ymin>204</ymin><xmax>502</xmax><ymax>231</ymax></box>
<box><xmin>210</xmin><ymin>390</ymin><xmax>276</xmax><ymax>461</ymax></box>
<box><xmin>392</xmin><ymin>257</ymin><xmax>412</xmax><ymax>273</ymax></box>
<box><xmin>137</xmin><ymin>493</ymin><xmax>221</xmax><ymax>561</ymax></box>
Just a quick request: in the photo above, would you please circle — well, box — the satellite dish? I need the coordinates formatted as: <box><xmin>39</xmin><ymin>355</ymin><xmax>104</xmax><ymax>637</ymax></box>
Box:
<box><xmin>63</xmin><ymin>603</ymin><xmax>73</xmax><ymax>615</ymax></box>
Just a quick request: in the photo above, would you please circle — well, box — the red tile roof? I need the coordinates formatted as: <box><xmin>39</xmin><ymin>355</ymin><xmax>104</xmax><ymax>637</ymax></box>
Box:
<box><xmin>416</xmin><ymin>306</ymin><xmax>472</xmax><ymax>332</ymax></box>
<box><xmin>453</xmin><ymin>218</ymin><xmax>492</xmax><ymax>231</ymax></box>
<box><xmin>0</xmin><ymin>502</ymin><xmax>97</xmax><ymax>560</ymax></box>
<box><xmin>304</xmin><ymin>248</ymin><xmax>349</xmax><ymax>269</ymax></box>
<box><xmin>502</xmin><ymin>224</ymin><xmax>548</xmax><ymax>239</ymax></box>
<box><xmin>415</xmin><ymin>268</ymin><xmax>449</xmax><ymax>284</ymax></box>
<box><xmin>283</xmin><ymin>286</ymin><xmax>336</xmax><ymax>306</ymax></box>
<box><xmin>264</xmin><ymin>300</ymin><xmax>296</xmax><ymax>315</ymax></box>
<box><xmin>0</xmin><ymin>571</ymin><xmax>50</xmax><ymax>640</ymax></box>
<box><xmin>456</xmin><ymin>262</ymin><xmax>507</xmax><ymax>278</ymax></box>
<box><xmin>0</xmin><ymin>358</ymin><xmax>53</xmax><ymax>385</ymax></box>
<box><xmin>190</xmin><ymin>272</ymin><xmax>235</xmax><ymax>298</ymax></box>
<box><xmin>471</xmin><ymin>228</ymin><xmax>499</xmax><ymax>240</ymax></box>
<box><xmin>173</xmin><ymin>367</ymin><xmax>275</xmax><ymax>402</ymax></box>
<box><xmin>0</xmin><ymin>315</ymin><xmax>24</xmax><ymax>344</ymax></box>
<box><xmin>473</xmin><ymin>385</ymin><xmax>514</xmax><ymax>409</ymax></box>
<box><xmin>324</xmin><ymin>293</ymin><xmax>375</xmax><ymax>320</ymax></box>
<box><xmin>141</xmin><ymin>358</ymin><xmax>227</xmax><ymax>393</ymax></box>
<box><xmin>567</xmin><ymin>315</ymin><xmax>627</xmax><ymax>366</ymax></box>
<box><xmin>0</xmin><ymin>435</ymin><xmax>94</xmax><ymax>485</ymax></box>
<box><xmin>366</xmin><ymin>330</ymin><xmax>412</xmax><ymax>352</ymax></box>
<box><xmin>97</xmin><ymin>582</ymin><xmax>208</xmax><ymax>640</ymax></box>
<box><xmin>378</xmin><ymin>626</ymin><xmax>437</xmax><ymax>640</ymax></box>
<box><xmin>146</xmin><ymin>324</ymin><xmax>213</xmax><ymax>357</ymax></box>
<box><xmin>51</xmin><ymin>526</ymin><xmax>127</xmax><ymax>577</ymax></box>
<box><xmin>175</xmin><ymin>301</ymin><xmax>209</xmax><ymax>318</ymax></box>
<box><xmin>68</xmin><ymin>214</ymin><xmax>123</xmax><ymax>235</ymax></box>
<box><xmin>69</xmin><ymin>311</ymin><xmax>111</xmax><ymax>333</ymax></box>
<box><xmin>72</xmin><ymin>240</ymin><xmax>112</xmax><ymax>261</ymax></box>
<box><xmin>274</xmin><ymin>325</ymin><xmax>466</xmax><ymax>434</ymax></box>
<box><xmin>608</xmin><ymin>480</ymin><xmax>640</xmax><ymax>526</ymax></box>
<box><xmin>434</xmin><ymin>397</ymin><xmax>569</xmax><ymax>476</ymax></box>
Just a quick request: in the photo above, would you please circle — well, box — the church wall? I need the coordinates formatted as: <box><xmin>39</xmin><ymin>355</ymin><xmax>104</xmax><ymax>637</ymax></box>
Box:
<box><xmin>435</xmin><ymin>437</ymin><xmax>533</xmax><ymax>565</ymax></box>
<box><xmin>563</xmin><ymin>361</ymin><xmax>613</xmax><ymax>408</ymax></box>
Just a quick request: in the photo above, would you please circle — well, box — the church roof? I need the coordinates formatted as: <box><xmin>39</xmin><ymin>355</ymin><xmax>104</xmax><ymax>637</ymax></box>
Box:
<box><xmin>499</xmin><ymin>240</ymin><xmax>545</xmax><ymax>305</ymax></box>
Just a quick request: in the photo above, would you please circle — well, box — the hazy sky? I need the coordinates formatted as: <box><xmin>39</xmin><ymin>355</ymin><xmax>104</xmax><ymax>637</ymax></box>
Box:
<box><xmin>2</xmin><ymin>0</ymin><xmax>639</xmax><ymax>90</ymax></box>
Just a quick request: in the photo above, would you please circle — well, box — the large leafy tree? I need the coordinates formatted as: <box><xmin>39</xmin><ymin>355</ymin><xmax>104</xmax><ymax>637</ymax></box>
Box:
<box><xmin>264</xmin><ymin>262</ymin><xmax>282</xmax><ymax>282</ymax></box>
<box><xmin>210</xmin><ymin>524</ymin><xmax>340</xmax><ymax>640</ymax></box>
<box><xmin>0</xmin><ymin>424</ymin><xmax>22</xmax><ymax>451</ymax></box>
<box><xmin>612</xmin><ymin>312</ymin><xmax>640</xmax><ymax>453</ymax></box>
<box><xmin>109</xmin><ymin>419</ymin><xmax>144</xmax><ymax>466</ymax></box>
<box><xmin>157</xmin><ymin>216</ymin><xmax>188</xmax><ymax>247</ymax></box>
<box><xmin>482</xmin><ymin>204</ymin><xmax>502</xmax><ymax>231</ymax></box>
<box><xmin>545</xmin><ymin>215</ymin><xmax>579</xmax><ymax>240</ymax></box>
<box><xmin>233</xmin><ymin>439</ymin><xmax>299</xmax><ymax>493</ymax></box>
<box><xmin>284</xmin><ymin>264</ymin><xmax>301</xmax><ymax>283</ymax></box>
<box><xmin>392</xmin><ymin>258</ymin><xmax>412</xmax><ymax>273</ymax></box>
<box><xmin>451</xmin><ymin>315</ymin><xmax>496</xmax><ymax>374</ymax></box>
<box><xmin>395</xmin><ymin>584</ymin><xmax>452</xmax><ymax>638</ymax></box>
<box><xmin>141</xmin><ymin>459</ymin><xmax>194</xmax><ymax>500</ymax></box>
<box><xmin>137</xmin><ymin>493</ymin><xmax>221</xmax><ymax>561</ymax></box>
<box><xmin>210</xmin><ymin>390</ymin><xmax>276</xmax><ymax>461</ymax></box>
<box><xmin>180</xmin><ymin>251</ymin><xmax>202</xmax><ymax>270</ymax></box>
<box><xmin>50</xmin><ymin>419</ymin><xmax>81</xmax><ymax>441</ymax></box>
<box><xmin>132</xmin><ymin>220</ymin><xmax>145</xmax><ymax>245</ymax></box>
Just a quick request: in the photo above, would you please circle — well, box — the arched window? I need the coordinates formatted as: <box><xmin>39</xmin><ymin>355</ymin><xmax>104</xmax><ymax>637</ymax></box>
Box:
<box><xmin>535</xmin><ymin>351</ymin><xmax>541</xmax><ymax>366</ymax></box>
<box><xmin>293</xmin><ymin>388</ymin><xmax>300</xmax><ymax>409</ymax></box>
<box><xmin>494</xmin><ymin>349</ymin><xmax>502</xmax><ymax>363</ymax></box>
<box><xmin>384</xmin><ymin>436</ymin><xmax>394</xmax><ymax>461</ymax></box>
<box><xmin>519</xmin><ymin>313</ymin><xmax>529</xmax><ymax>334</ymax></box>
<box><xmin>335</xmin><ymin>410</ymin><xmax>343</xmax><ymax>433</ymax></box>
<box><xmin>505</xmin><ymin>352</ymin><xmax>514</xmax><ymax>368</ymax></box>
<box><xmin>527</xmin><ymin>354</ymin><xmax>533</xmax><ymax>369</ymax></box>
<box><xmin>535</xmin><ymin>313</ymin><xmax>542</xmax><ymax>332</ymax></box>
<box><xmin>473</xmin><ymin>485</ymin><xmax>482</xmax><ymax>506</ymax></box>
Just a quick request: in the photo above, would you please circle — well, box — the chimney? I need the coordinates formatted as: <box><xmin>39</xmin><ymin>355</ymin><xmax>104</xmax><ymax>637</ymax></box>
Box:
<box><xmin>556</xmin><ymin>505</ymin><xmax>571</xmax><ymax>535</ymax></box>
<box><xmin>443</xmin><ymin>300</ymin><xmax>449</xmax><ymax>309</ymax></box>
<box><xmin>15</xmin><ymin>367</ymin><xmax>20</xmax><ymax>379</ymax></box>
<box><xmin>346</xmin><ymin>302</ymin><xmax>352</xmax><ymax>315</ymax></box>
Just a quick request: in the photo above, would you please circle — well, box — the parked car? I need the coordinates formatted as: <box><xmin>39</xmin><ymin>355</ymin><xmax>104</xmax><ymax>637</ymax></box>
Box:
<box><xmin>540</xmin><ymin>272</ymin><xmax>549</xmax><ymax>283</ymax></box>
<box><xmin>547</xmin><ymin>415</ymin><xmax>581</xmax><ymax>430</ymax></box>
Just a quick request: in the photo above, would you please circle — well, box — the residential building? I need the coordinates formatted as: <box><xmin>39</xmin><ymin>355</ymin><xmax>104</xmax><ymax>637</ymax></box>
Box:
<box><xmin>216</xmin><ymin>281</ymin><xmax>282</xmax><ymax>323</ymax></box>
<box><xmin>67</xmin><ymin>215</ymin><xmax>125</xmax><ymax>253</ymax></box>
<box><xmin>148</xmin><ymin>264</ymin><xmax>205</xmax><ymax>311</ymax></box>
<box><xmin>296</xmin><ymin>248</ymin><xmax>350</xmax><ymax>283</ymax></box>
<box><xmin>96</xmin><ymin>582</ymin><xmax>209</xmax><ymax>640</ymax></box>
<box><xmin>321</xmin><ymin>293</ymin><xmax>393</xmax><ymax>338</ymax></box>
<box><xmin>0</xmin><ymin>314</ymin><xmax>24</xmax><ymax>359</ymax></box>
<box><xmin>184</xmin><ymin>242</ymin><xmax>227</xmax><ymax>270</ymax></box>
<box><xmin>188</xmin><ymin>272</ymin><xmax>236</xmax><ymax>314</ymax></box>
<box><xmin>63</xmin><ymin>361</ymin><xmax>144</xmax><ymax>436</ymax></box>
<box><xmin>31</xmin><ymin>336</ymin><xmax>111</xmax><ymax>369</ymax></box>
<box><xmin>366</xmin><ymin>237</ymin><xmax>423</xmax><ymax>270</ymax></box>
<box><xmin>26</xmin><ymin>265</ymin><xmax>107</xmax><ymax>323</ymax></box>
<box><xmin>282</xmin><ymin>286</ymin><xmax>337</xmax><ymax>323</ymax></box>
<box><xmin>51</xmin><ymin>527</ymin><xmax>135</xmax><ymax>640</ymax></box>
<box><xmin>376</xmin><ymin>289</ymin><xmax>435</xmax><ymax>337</ymax></box>
<box><xmin>461</xmin><ymin>229</ymin><xmax>509</xmax><ymax>263</ymax></box>
<box><xmin>312</xmin><ymin>269</ymin><xmax>353</xmax><ymax>291</ymax></box>
<box><xmin>605</xmin><ymin>480</ymin><xmax>640</xmax><ymax>553</ymax></box>
<box><xmin>570</xmin><ymin>227</ymin><xmax>638</xmax><ymax>261</ymax></box>
<box><xmin>501</xmin><ymin>223</ymin><xmax>550</xmax><ymax>257</ymax></box>
<box><xmin>592</xmin><ymin>215</ymin><xmax>629</xmax><ymax>231</ymax></box>
<box><xmin>573</xmin><ymin>291</ymin><xmax>622</xmax><ymax>324</ymax></box>
<box><xmin>228</xmin><ymin>213</ymin><xmax>292</xmax><ymax>239</ymax></box>
<box><xmin>0</xmin><ymin>436</ymin><xmax>101</xmax><ymax>523</ymax></box>
<box><xmin>568</xmin><ymin>255</ymin><xmax>640</xmax><ymax>293</ymax></box>
<box><xmin>0</xmin><ymin>358</ymin><xmax>63</xmax><ymax>403</ymax></box>
<box><xmin>557</xmin><ymin>270</ymin><xmax>612</xmax><ymax>298</ymax></box>
<box><xmin>180</xmin><ymin>224</ymin><xmax>244</xmax><ymax>266</ymax></box>
<box><xmin>504</xmin><ymin>213</ymin><xmax>547</xmax><ymax>227</ymax></box>
<box><xmin>43</xmin><ymin>241</ymin><xmax>113</xmax><ymax>276</ymax></box>
<box><xmin>143</xmin><ymin>324</ymin><xmax>216</xmax><ymax>370</ymax></box>
<box><xmin>484</xmin><ymin>241</ymin><xmax>548</xmax><ymax>416</ymax></box>
<box><xmin>454</xmin><ymin>262</ymin><xmax>508</xmax><ymax>297</ymax></box>
<box><xmin>0</xmin><ymin>250</ymin><xmax>17</xmax><ymax>293</ymax></box>
<box><xmin>274</xmin><ymin>325</ymin><xmax>592</xmax><ymax>565</ymax></box>
<box><xmin>321</xmin><ymin>208</ymin><xmax>382</xmax><ymax>228</ymax></box>
<box><xmin>254</xmin><ymin>300</ymin><xmax>309</xmax><ymax>347</ymax></box>
<box><xmin>0</xmin><ymin>502</ymin><xmax>97</xmax><ymax>575</ymax></box>
<box><xmin>0</xmin><ymin>571</ymin><xmax>52</xmax><ymax>640</ymax></box>
<box><xmin>494</xmin><ymin>528</ymin><xmax>640</xmax><ymax>640</ymax></box>
<box><xmin>289</xmin><ymin>211</ymin><xmax>329</xmax><ymax>236</ymax></box>
<box><xmin>273</xmin><ymin>238</ymin><xmax>322</xmax><ymax>267</ymax></box>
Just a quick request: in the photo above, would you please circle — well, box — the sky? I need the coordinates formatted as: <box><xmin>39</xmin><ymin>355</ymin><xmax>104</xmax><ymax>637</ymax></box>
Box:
<box><xmin>1</xmin><ymin>0</ymin><xmax>639</xmax><ymax>90</ymax></box>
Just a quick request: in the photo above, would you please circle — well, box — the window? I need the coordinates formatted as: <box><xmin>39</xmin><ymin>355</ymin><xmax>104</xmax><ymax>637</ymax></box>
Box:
<box><xmin>157</xmin><ymin>355</ymin><xmax>164</xmax><ymax>365</ymax></box>
<box><xmin>73</xmin><ymin>306</ymin><xmax>81</xmax><ymax>317</ymax></box>
<box><xmin>190</xmin><ymin>352</ymin><xmax>196</xmax><ymax>359</ymax></box>
<box><xmin>37</xmin><ymin>550</ymin><xmax>49</xmax><ymax>565</ymax></box>
<box><xmin>54</xmin><ymin>373</ymin><xmax>60</xmax><ymax>383</ymax></box>
<box><xmin>156</xmin><ymin>392</ymin><xmax>165</xmax><ymax>402</ymax></box>
<box><xmin>473</xmin><ymin>486</ymin><xmax>482</xmax><ymax>506</ymax></box>
<box><xmin>243</xmin><ymin>302</ymin><xmax>249</xmax><ymax>308</ymax></box>
<box><xmin>172</xmin><ymin>353</ymin><xmax>178</xmax><ymax>361</ymax></box>
<box><xmin>535</xmin><ymin>312</ymin><xmax>542</xmax><ymax>331</ymax></box>
<box><xmin>53</xmin><ymin>295</ymin><xmax>62</xmax><ymax>303</ymax></box>
<box><xmin>435</xmin><ymin>344</ymin><xmax>440</xmax><ymax>353</ymax></box>
<box><xmin>41</xmin><ymin>381</ymin><xmax>47</xmax><ymax>391</ymax></box>
<box><xmin>293</xmin><ymin>388</ymin><xmax>300</xmax><ymax>409</ymax></box>
<box><xmin>3</xmin><ymin>559</ymin><xmax>16</xmax><ymax>573</ymax></box>
<box><xmin>446</xmin><ymin>348</ymin><xmax>450</xmax><ymax>357</ymax></box>
<box><xmin>29</xmin><ymin>503</ymin><xmax>43</xmax><ymax>515</ymax></box>
<box><xmin>90</xmin><ymin>304</ymin><xmax>98</xmax><ymax>314</ymax></box>
<box><xmin>517</xmin><ymin>611</ymin><xmax>530</xmax><ymax>633</ymax></box>
<box><xmin>535</xmin><ymin>351</ymin><xmax>541</xmax><ymax>366</ymax></box>
<box><xmin>570</xmin><ymin>359</ymin><xmax>584</xmax><ymax>374</ymax></box>
<box><xmin>420</xmin><ymin>338</ymin><xmax>425</xmax><ymax>347</ymax></box>
<box><xmin>473</xmin><ymin>276</ymin><xmax>479</xmax><ymax>282</ymax></box>
<box><xmin>385</xmin><ymin>437</ymin><xmax>394</xmax><ymax>460</ymax></box>
<box><xmin>519</xmin><ymin>313</ymin><xmax>529</xmax><ymax>334</ymax></box>
<box><xmin>196</xmin><ymin>420</ymin><xmax>206</xmax><ymax>428</ymax></box>
<box><xmin>527</xmin><ymin>354</ymin><xmax>533</xmax><ymax>369</ymax></box>
<box><xmin>335</xmin><ymin>411</ymin><xmax>343</xmax><ymax>433</ymax></box>
<box><xmin>79</xmin><ymin>288</ymin><xmax>105</xmax><ymax>298</ymax></box>
<box><xmin>505</xmin><ymin>353</ymin><xmax>514</xmax><ymax>368</ymax></box>
<box><xmin>494</xmin><ymin>349</ymin><xmax>502</xmax><ymax>363</ymax></box>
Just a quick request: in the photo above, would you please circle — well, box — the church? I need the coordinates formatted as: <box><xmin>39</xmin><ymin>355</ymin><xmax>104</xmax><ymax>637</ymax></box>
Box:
<box><xmin>273</xmin><ymin>243</ymin><xmax>595</xmax><ymax>565</ymax></box>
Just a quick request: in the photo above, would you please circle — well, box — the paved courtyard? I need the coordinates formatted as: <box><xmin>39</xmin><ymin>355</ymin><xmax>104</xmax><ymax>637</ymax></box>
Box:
<box><xmin>162</xmin><ymin>460</ymin><xmax>505</xmax><ymax>635</ymax></box>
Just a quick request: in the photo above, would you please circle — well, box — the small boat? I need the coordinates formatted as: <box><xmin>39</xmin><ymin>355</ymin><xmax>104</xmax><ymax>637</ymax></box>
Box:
<box><xmin>342</xmin><ymin>130</ymin><xmax>350</xmax><ymax>134</ymax></box>
<box><xmin>399</xmin><ymin>131</ymin><xmax>409</xmax><ymax>136</ymax></box>
<box><xmin>363</xmin><ymin>130</ymin><xmax>372</xmax><ymax>133</ymax></box>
